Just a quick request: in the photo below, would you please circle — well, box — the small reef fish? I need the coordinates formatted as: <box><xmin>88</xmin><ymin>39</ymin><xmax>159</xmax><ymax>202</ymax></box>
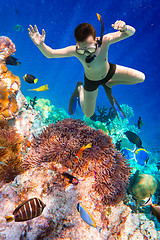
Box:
<box><xmin>0</xmin><ymin>146</ymin><xmax>6</xmax><ymax>149</ymax></box>
<box><xmin>6</xmin><ymin>56</ymin><xmax>21</xmax><ymax>66</ymax></box>
<box><xmin>77</xmin><ymin>203</ymin><xmax>102</xmax><ymax>233</ymax></box>
<box><xmin>23</xmin><ymin>74</ymin><xmax>38</xmax><ymax>84</ymax></box>
<box><xmin>124</xmin><ymin>131</ymin><xmax>143</xmax><ymax>148</ymax></box>
<box><xmin>30</xmin><ymin>96</ymin><xmax>37</xmax><ymax>108</ymax></box>
<box><xmin>62</xmin><ymin>172</ymin><xmax>79</xmax><ymax>185</ymax></box>
<box><xmin>135</xmin><ymin>117</ymin><xmax>145</xmax><ymax>129</ymax></box>
<box><xmin>28</xmin><ymin>84</ymin><xmax>49</xmax><ymax>92</ymax></box>
<box><xmin>142</xmin><ymin>194</ymin><xmax>160</xmax><ymax>223</ymax></box>
<box><xmin>5</xmin><ymin>198</ymin><xmax>46</xmax><ymax>222</ymax></box>
<box><xmin>75</xmin><ymin>143</ymin><xmax>92</xmax><ymax>162</ymax></box>
<box><xmin>14</xmin><ymin>24</ymin><xmax>24</xmax><ymax>32</ymax></box>
<box><xmin>122</xmin><ymin>146</ymin><xmax>149</xmax><ymax>166</ymax></box>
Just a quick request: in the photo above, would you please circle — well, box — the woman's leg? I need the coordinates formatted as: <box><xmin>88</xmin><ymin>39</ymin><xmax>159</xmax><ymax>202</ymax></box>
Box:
<box><xmin>106</xmin><ymin>64</ymin><xmax>145</xmax><ymax>88</ymax></box>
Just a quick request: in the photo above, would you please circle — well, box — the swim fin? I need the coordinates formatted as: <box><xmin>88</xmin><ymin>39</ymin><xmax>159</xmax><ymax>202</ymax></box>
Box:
<box><xmin>103</xmin><ymin>85</ymin><xmax>126</xmax><ymax>120</ymax></box>
<box><xmin>68</xmin><ymin>81</ymin><xmax>83</xmax><ymax>115</ymax></box>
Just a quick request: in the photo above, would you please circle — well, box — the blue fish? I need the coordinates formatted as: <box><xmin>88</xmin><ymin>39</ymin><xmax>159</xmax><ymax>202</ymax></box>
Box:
<box><xmin>77</xmin><ymin>203</ymin><xmax>102</xmax><ymax>233</ymax></box>
<box><xmin>122</xmin><ymin>146</ymin><xmax>149</xmax><ymax>166</ymax></box>
<box><xmin>135</xmin><ymin>148</ymin><xmax>149</xmax><ymax>166</ymax></box>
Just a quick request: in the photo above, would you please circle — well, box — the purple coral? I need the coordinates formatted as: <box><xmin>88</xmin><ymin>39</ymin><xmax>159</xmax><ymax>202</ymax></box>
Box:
<box><xmin>23</xmin><ymin>118</ymin><xmax>131</xmax><ymax>205</ymax></box>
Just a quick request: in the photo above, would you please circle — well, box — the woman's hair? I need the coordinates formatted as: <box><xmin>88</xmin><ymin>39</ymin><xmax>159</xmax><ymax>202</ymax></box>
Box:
<box><xmin>74</xmin><ymin>23</ymin><xmax>96</xmax><ymax>42</ymax></box>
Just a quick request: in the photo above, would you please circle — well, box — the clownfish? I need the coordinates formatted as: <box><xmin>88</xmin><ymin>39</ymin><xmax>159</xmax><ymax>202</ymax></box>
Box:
<box><xmin>77</xmin><ymin>203</ymin><xmax>102</xmax><ymax>233</ymax></box>
<box><xmin>75</xmin><ymin>143</ymin><xmax>92</xmax><ymax>162</ymax></box>
<box><xmin>5</xmin><ymin>198</ymin><xmax>46</xmax><ymax>222</ymax></box>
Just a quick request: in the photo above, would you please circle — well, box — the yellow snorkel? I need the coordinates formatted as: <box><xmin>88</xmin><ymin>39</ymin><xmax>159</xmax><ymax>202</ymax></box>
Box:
<box><xmin>85</xmin><ymin>13</ymin><xmax>104</xmax><ymax>63</ymax></box>
<box><xmin>96</xmin><ymin>13</ymin><xmax>104</xmax><ymax>47</ymax></box>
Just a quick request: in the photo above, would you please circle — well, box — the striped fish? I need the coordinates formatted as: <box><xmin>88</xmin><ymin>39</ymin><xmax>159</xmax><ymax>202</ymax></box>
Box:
<box><xmin>5</xmin><ymin>198</ymin><xmax>46</xmax><ymax>222</ymax></box>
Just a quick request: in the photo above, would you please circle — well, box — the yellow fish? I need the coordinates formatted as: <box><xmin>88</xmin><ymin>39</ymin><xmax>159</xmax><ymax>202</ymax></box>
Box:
<box><xmin>28</xmin><ymin>84</ymin><xmax>49</xmax><ymax>92</ymax></box>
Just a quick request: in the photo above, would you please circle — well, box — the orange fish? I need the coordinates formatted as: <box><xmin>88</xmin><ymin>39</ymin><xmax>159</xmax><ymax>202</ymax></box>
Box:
<box><xmin>75</xmin><ymin>143</ymin><xmax>92</xmax><ymax>162</ymax></box>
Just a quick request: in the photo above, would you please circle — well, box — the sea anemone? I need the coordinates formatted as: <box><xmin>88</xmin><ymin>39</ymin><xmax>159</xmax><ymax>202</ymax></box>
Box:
<box><xmin>23</xmin><ymin>118</ymin><xmax>131</xmax><ymax>205</ymax></box>
<box><xmin>0</xmin><ymin>121</ymin><xmax>23</xmax><ymax>182</ymax></box>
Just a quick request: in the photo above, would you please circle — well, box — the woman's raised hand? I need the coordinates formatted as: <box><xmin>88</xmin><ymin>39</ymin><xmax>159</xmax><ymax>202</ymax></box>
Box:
<box><xmin>28</xmin><ymin>25</ymin><xmax>45</xmax><ymax>46</ymax></box>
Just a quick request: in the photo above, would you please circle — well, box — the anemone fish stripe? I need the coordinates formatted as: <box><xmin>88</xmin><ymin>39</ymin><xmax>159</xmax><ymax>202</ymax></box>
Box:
<box><xmin>75</xmin><ymin>156</ymin><xmax>79</xmax><ymax>161</ymax></box>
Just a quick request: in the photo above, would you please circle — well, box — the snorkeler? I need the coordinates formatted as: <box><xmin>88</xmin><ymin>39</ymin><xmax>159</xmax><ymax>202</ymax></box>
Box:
<box><xmin>28</xmin><ymin>14</ymin><xmax>145</xmax><ymax>119</ymax></box>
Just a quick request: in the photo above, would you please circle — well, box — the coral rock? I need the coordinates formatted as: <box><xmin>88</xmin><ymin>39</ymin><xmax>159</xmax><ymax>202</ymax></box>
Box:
<box><xmin>0</xmin><ymin>36</ymin><xmax>21</xmax><ymax>120</ymax></box>
<box><xmin>0</xmin><ymin>162</ymin><xmax>159</xmax><ymax>239</ymax></box>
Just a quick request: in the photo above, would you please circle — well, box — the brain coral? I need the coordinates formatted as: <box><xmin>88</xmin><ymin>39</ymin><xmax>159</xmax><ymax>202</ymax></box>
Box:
<box><xmin>23</xmin><ymin>118</ymin><xmax>131</xmax><ymax>205</ymax></box>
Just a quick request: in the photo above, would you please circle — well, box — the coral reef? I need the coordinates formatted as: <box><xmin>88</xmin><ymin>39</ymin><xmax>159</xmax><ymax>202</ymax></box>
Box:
<box><xmin>84</xmin><ymin>104</ymin><xmax>139</xmax><ymax>145</ymax></box>
<box><xmin>0</xmin><ymin>120</ymin><xmax>23</xmax><ymax>183</ymax></box>
<box><xmin>90</xmin><ymin>105</ymin><xmax>115</xmax><ymax>124</ymax></box>
<box><xmin>26</xmin><ymin>97</ymin><xmax>70</xmax><ymax>125</ymax></box>
<box><xmin>0</xmin><ymin>162</ymin><xmax>159</xmax><ymax>240</ymax></box>
<box><xmin>23</xmin><ymin>118</ymin><xmax>131</xmax><ymax>206</ymax></box>
<box><xmin>0</xmin><ymin>36</ymin><xmax>21</xmax><ymax>120</ymax></box>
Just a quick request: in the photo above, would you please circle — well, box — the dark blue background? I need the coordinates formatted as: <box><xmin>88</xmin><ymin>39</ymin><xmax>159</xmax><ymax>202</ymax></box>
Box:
<box><xmin>1</xmin><ymin>0</ymin><xmax>160</xmax><ymax>151</ymax></box>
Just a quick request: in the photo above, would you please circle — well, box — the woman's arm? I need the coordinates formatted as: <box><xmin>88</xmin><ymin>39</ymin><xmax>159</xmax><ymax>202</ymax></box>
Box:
<box><xmin>37</xmin><ymin>43</ymin><xmax>76</xmax><ymax>58</ymax></box>
<box><xmin>28</xmin><ymin>25</ymin><xmax>76</xmax><ymax>58</ymax></box>
<box><xmin>103</xmin><ymin>20</ymin><xmax>136</xmax><ymax>45</ymax></box>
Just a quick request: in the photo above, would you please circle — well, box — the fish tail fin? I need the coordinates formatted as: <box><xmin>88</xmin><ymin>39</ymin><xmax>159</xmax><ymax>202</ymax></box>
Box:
<box><xmin>27</xmin><ymin>89</ymin><xmax>36</xmax><ymax>91</ymax></box>
<box><xmin>84</xmin><ymin>143</ymin><xmax>92</xmax><ymax>149</ymax></box>
<box><xmin>142</xmin><ymin>194</ymin><xmax>152</xmax><ymax>207</ymax></box>
<box><xmin>34</xmin><ymin>78</ymin><xmax>38</xmax><ymax>84</ymax></box>
<box><xmin>96</xmin><ymin>226</ymin><xmax>103</xmax><ymax>234</ymax></box>
<box><xmin>5</xmin><ymin>215</ymin><xmax>14</xmax><ymax>222</ymax></box>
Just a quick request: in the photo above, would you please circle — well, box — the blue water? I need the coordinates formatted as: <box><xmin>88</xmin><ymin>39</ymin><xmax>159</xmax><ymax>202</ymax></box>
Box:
<box><xmin>1</xmin><ymin>0</ymin><xmax>160</xmax><ymax>151</ymax></box>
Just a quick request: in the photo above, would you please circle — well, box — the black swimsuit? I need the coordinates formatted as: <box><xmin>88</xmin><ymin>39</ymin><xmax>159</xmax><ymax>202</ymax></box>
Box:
<box><xmin>84</xmin><ymin>62</ymin><xmax>116</xmax><ymax>91</ymax></box>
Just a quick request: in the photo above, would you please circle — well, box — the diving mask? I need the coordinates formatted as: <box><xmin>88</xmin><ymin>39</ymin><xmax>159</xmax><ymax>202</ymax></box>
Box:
<box><xmin>76</xmin><ymin>43</ymin><xmax>97</xmax><ymax>55</ymax></box>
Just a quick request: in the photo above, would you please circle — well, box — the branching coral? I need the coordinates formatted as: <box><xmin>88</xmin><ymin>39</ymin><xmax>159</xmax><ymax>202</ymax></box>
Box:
<box><xmin>0</xmin><ymin>36</ymin><xmax>21</xmax><ymax>120</ymax></box>
<box><xmin>23</xmin><ymin>118</ymin><xmax>131</xmax><ymax>205</ymax></box>
<box><xmin>0</xmin><ymin>121</ymin><xmax>23</xmax><ymax>182</ymax></box>
<box><xmin>91</xmin><ymin>105</ymin><xmax>115</xmax><ymax>124</ymax></box>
